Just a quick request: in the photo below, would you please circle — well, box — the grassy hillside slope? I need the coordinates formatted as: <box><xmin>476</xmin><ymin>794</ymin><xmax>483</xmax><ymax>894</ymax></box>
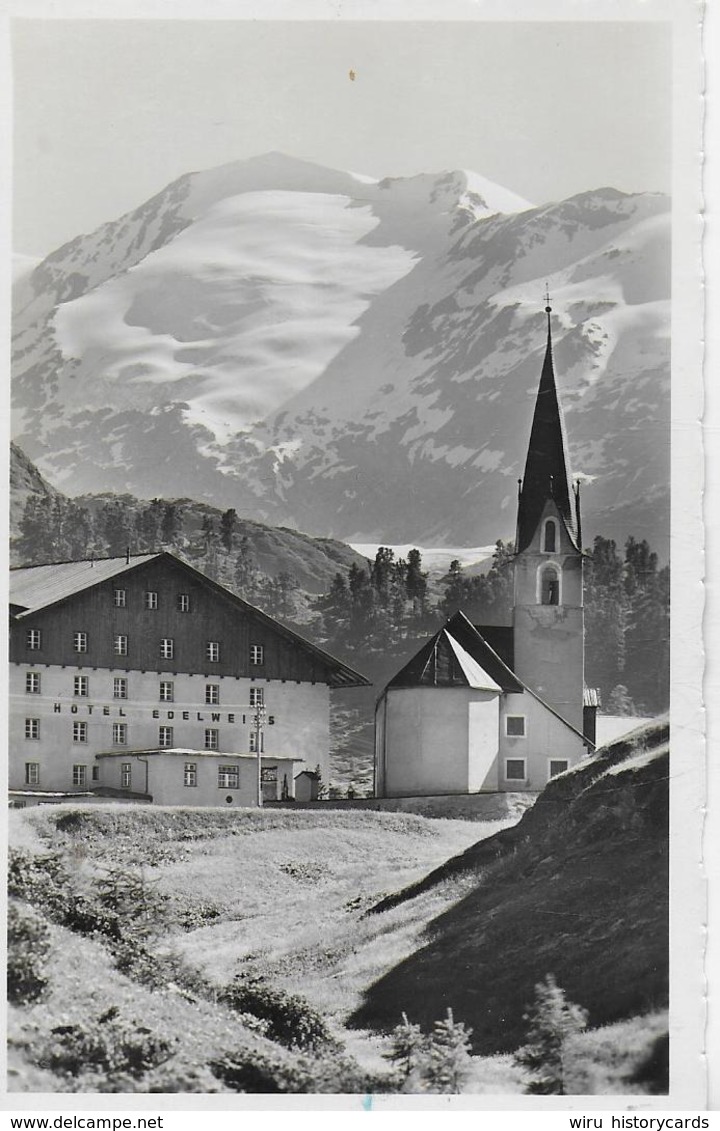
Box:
<box><xmin>352</xmin><ymin>720</ymin><xmax>668</xmax><ymax>1059</ymax></box>
<box><xmin>8</xmin><ymin>808</ymin><xmax>490</xmax><ymax>1092</ymax></box>
<box><xmin>8</xmin><ymin>727</ymin><xmax>669</xmax><ymax>1095</ymax></box>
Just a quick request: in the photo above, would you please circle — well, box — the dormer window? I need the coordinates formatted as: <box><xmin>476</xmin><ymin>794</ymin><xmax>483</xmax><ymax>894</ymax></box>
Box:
<box><xmin>543</xmin><ymin>519</ymin><xmax>558</xmax><ymax>553</ymax></box>
<box><xmin>539</xmin><ymin>564</ymin><xmax>561</xmax><ymax>606</ymax></box>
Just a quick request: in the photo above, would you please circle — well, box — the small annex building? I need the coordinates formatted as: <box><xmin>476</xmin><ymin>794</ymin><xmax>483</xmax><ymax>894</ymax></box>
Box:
<box><xmin>9</xmin><ymin>551</ymin><xmax>369</xmax><ymax>807</ymax></box>
<box><xmin>375</xmin><ymin>303</ymin><xmax>599</xmax><ymax>796</ymax></box>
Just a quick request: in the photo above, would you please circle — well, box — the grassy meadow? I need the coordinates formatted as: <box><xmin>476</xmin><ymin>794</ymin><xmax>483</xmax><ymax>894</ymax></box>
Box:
<box><xmin>8</xmin><ymin>800</ymin><xmax>667</xmax><ymax>1095</ymax></box>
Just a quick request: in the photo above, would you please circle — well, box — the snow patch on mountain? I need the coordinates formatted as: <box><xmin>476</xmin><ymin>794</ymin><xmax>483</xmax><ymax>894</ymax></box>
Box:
<box><xmin>12</xmin><ymin>154</ymin><xmax>670</xmax><ymax>553</ymax></box>
<box><xmin>51</xmin><ymin>190</ymin><xmax>418</xmax><ymax>441</ymax></box>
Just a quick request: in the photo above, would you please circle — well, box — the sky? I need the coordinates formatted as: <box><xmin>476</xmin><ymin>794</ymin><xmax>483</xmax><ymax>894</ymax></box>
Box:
<box><xmin>11</xmin><ymin>18</ymin><xmax>672</xmax><ymax>258</ymax></box>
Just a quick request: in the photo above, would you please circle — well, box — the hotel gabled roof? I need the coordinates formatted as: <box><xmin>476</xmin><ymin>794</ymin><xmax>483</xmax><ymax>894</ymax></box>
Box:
<box><xmin>10</xmin><ymin>552</ymin><xmax>370</xmax><ymax>690</ymax></box>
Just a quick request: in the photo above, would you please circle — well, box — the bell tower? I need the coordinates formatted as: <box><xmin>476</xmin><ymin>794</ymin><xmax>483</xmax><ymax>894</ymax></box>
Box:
<box><xmin>512</xmin><ymin>300</ymin><xmax>584</xmax><ymax>733</ymax></box>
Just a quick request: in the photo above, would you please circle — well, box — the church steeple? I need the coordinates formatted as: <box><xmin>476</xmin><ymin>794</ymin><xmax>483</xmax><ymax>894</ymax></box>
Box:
<box><xmin>516</xmin><ymin>302</ymin><xmax>579</xmax><ymax>552</ymax></box>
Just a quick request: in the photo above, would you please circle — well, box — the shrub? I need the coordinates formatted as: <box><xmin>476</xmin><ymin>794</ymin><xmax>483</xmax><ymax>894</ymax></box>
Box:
<box><xmin>36</xmin><ymin>1007</ymin><xmax>176</xmax><ymax>1080</ymax></box>
<box><xmin>63</xmin><ymin>894</ymin><xmax>122</xmax><ymax>941</ymax></box>
<box><xmin>96</xmin><ymin>866</ymin><xmax>170</xmax><ymax>929</ymax></box>
<box><xmin>112</xmin><ymin>937</ymin><xmax>211</xmax><ymax>1000</ymax></box>
<box><xmin>177</xmin><ymin>900</ymin><xmax>222</xmax><ymax>931</ymax></box>
<box><xmin>221</xmin><ymin>976</ymin><xmax>336</xmax><ymax>1051</ymax></box>
<box><xmin>211</xmin><ymin>1048</ymin><xmax>393</xmax><ymax>1094</ymax></box>
<box><xmin>7</xmin><ymin>902</ymin><xmax>51</xmax><ymax>1004</ymax></box>
<box><xmin>515</xmin><ymin>974</ymin><xmax>589</xmax><ymax>1095</ymax></box>
<box><xmin>626</xmin><ymin>1031</ymin><xmax>669</xmax><ymax>1094</ymax></box>
<box><xmin>8</xmin><ymin>850</ymin><xmax>72</xmax><ymax>919</ymax></box>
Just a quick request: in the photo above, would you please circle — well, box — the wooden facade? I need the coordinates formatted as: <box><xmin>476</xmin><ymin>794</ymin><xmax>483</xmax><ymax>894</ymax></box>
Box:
<box><xmin>10</xmin><ymin>554</ymin><xmax>359</xmax><ymax>685</ymax></box>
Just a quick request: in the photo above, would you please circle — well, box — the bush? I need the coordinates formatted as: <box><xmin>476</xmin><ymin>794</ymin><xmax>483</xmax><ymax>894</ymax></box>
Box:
<box><xmin>8</xmin><ymin>850</ymin><xmax>72</xmax><ymax>919</ymax></box>
<box><xmin>37</xmin><ymin>1007</ymin><xmax>176</xmax><ymax>1080</ymax></box>
<box><xmin>211</xmin><ymin>1047</ymin><xmax>393</xmax><ymax>1094</ymax></box>
<box><xmin>514</xmin><ymin>974</ymin><xmax>588</xmax><ymax>1095</ymax></box>
<box><xmin>96</xmin><ymin>866</ymin><xmax>170</xmax><ymax>929</ymax></box>
<box><xmin>7</xmin><ymin>902</ymin><xmax>51</xmax><ymax>1004</ymax></box>
<box><xmin>221</xmin><ymin>976</ymin><xmax>336</xmax><ymax>1051</ymax></box>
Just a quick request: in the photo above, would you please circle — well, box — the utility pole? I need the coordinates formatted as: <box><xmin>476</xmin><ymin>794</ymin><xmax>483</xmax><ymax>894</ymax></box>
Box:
<box><xmin>253</xmin><ymin>705</ymin><xmax>267</xmax><ymax>807</ymax></box>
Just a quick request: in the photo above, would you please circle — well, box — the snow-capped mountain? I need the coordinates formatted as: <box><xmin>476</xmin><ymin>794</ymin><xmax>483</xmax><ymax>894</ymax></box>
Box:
<box><xmin>12</xmin><ymin>152</ymin><xmax>670</xmax><ymax>553</ymax></box>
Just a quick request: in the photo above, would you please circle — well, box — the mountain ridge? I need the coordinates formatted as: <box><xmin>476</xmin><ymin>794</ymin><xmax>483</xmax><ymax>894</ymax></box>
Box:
<box><xmin>12</xmin><ymin>155</ymin><xmax>670</xmax><ymax>553</ymax></box>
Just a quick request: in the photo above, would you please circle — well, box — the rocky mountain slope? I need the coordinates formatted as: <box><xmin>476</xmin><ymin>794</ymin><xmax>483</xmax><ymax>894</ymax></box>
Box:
<box><xmin>352</xmin><ymin>718</ymin><xmax>669</xmax><ymax>1060</ymax></box>
<box><xmin>9</xmin><ymin>441</ymin><xmax>61</xmax><ymax>532</ymax></box>
<box><xmin>9</xmin><ymin>443</ymin><xmax>368</xmax><ymax>596</ymax></box>
<box><xmin>13</xmin><ymin>153</ymin><xmax>670</xmax><ymax>552</ymax></box>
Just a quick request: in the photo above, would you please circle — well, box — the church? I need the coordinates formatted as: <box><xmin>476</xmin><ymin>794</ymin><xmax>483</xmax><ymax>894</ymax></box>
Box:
<box><xmin>374</xmin><ymin>304</ymin><xmax>598</xmax><ymax>797</ymax></box>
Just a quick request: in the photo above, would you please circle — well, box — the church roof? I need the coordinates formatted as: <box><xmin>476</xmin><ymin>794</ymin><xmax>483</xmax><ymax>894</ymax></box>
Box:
<box><xmin>386</xmin><ymin>611</ymin><xmax>523</xmax><ymax>693</ymax></box>
<box><xmin>382</xmin><ymin>611</ymin><xmax>593</xmax><ymax>748</ymax></box>
<box><xmin>474</xmin><ymin>624</ymin><xmax>514</xmax><ymax>671</ymax></box>
<box><xmin>516</xmin><ymin>307</ymin><xmax>579</xmax><ymax>552</ymax></box>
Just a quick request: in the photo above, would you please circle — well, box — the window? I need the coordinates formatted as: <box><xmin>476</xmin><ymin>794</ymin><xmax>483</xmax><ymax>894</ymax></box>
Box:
<box><xmin>505</xmin><ymin>758</ymin><xmax>527</xmax><ymax>782</ymax></box>
<box><xmin>74</xmin><ymin>631</ymin><xmax>88</xmax><ymax>653</ymax></box>
<box><xmin>27</xmin><ymin>629</ymin><xmax>42</xmax><ymax>650</ymax></box>
<box><xmin>549</xmin><ymin>759</ymin><xmax>570</xmax><ymax>779</ymax></box>
<box><xmin>160</xmin><ymin>638</ymin><xmax>174</xmax><ymax>660</ymax></box>
<box><xmin>92</xmin><ymin>766</ymin><xmax>100</xmax><ymax>782</ymax></box>
<box><xmin>249</xmin><ymin>731</ymin><xmax>265</xmax><ymax>754</ymax></box>
<box><xmin>158</xmin><ymin>725</ymin><xmax>173</xmax><ymax>748</ymax></box>
<box><xmin>218</xmin><ymin>765</ymin><xmax>239</xmax><ymax>790</ymax></box>
<box><xmin>249</xmin><ymin>687</ymin><xmax>264</xmax><ymax>708</ymax></box>
<box><xmin>121</xmin><ymin>762</ymin><xmax>132</xmax><ymax>789</ymax></box>
<box><xmin>543</xmin><ymin>519</ymin><xmax>557</xmax><ymax>553</ymax></box>
<box><xmin>74</xmin><ymin>675</ymin><xmax>89</xmax><ymax>697</ymax></box>
<box><xmin>72</xmin><ymin>764</ymin><xmax>87</xmax><ymax>788</ymax></box>
<box><xmin>113</xmin><ymin>677</ymin><xmax>128</xmax><ymax>700</ymax></box>
<box><xmin>184</xmin><ymin>762</ymin><xmax>197</xmax><ymax>787</ymax></box>
<box><xmin>205</xmin><ymin>683</ymin><xmax>220</xmax><ymax>705</ymax></box>
<box><xmin>73</xmin><ymin>721</ymin><xmax>88</xmax><ymax>743</ymax></box>
<box><xmin>114</xmin><ymin>588</ymin><xmax>126</xmax><ymax>607</ymax></box>
<box><xmin>540</xmin><ymin>566</ymin><xmax>560</xmax><ymax>606</ymax></box>
<box><xmin>25</xmin><ymin>718</ymin><xmax>40</xmax><ymax>740</ymax></box>
<box><xmin>178</xmin><ymin>593</ymin><xmax>191</xmax><ymax>613</ymax></box>
<box><xmin>250</xmin><ymin>644</ymin><xmax>264</xmax><ymax>666</ymax></box>
<box><xmin>505</xmin><ymin>715</ymin><xmax>526</xmax><ymax>737</ymax></box>
<box><xmin>114</xmin><ymin>634</ymin><xmax>128</xmax><ymax>656</ymax></box>
<box><xmin>112</xmin><ymin>723</ymin><xmax>128</xmax><ymax>745</ymax></box>
<box><xmin>206</xmin><ymin>641</ymin><xmax>220</xmax><ymax>663</ymax></box>
<box><xmin>159</xmin><ymin>680</ymin><xmax>174</xmax><ymax>702</ymax></box>
<box><xmin>205</xmin><ymin>728</ymin><xmax>220</xmax><ymax>751</ymax></box>
<box><xmin>25</xmin><ymin>672</ymin><xmax>41</xmax><ymax>694</ymax></box>
<box><xmin>25</xmin><ymin>762</ymin><xmax>40</xmax><ymax>786</ymax></box>
<box><xmin>144</xmin><ymin>591</ymin><xmax>158</xmax><ymax>609</ymax></box>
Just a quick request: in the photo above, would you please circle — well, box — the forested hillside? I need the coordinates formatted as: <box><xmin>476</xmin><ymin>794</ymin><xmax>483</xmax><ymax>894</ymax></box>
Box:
<box><xmin>12</xmin><ymin>447</ymin><xmax>669</xmax><ymax>795</ymax></box>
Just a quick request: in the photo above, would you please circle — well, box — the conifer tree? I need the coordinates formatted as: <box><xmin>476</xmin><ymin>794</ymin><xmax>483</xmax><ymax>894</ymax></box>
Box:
<box><xmin>160</xmin><ymin>502</ymin><xmax>181</xmax><ymax>546</ymax></box>
<box><xmin>422</xmin><ymin>1009</ymin><xmax>474</xmax><ymax>1093</ymax></box>
<box><xmin>220</xmin><ymin>508</ymin><xmax>238</xmax><ymax>553</ymax></box>
<box><xmin>515</xmin><ymin>974</ymin><xmax>588</xmax><ymax>1095</ymax></box>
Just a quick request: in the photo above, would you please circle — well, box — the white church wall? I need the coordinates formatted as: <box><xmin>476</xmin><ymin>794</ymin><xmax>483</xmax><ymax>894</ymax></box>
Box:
<box><xmin>382</xmin><ymin>686</ymin><xmax>500</xmax><ymax>797</ymax></box>
<box><xmin>468</xmin><ymin>697</ymin><xmax>501</xmax><ymax>791</ymax></box>
<box><xmin>500</xmin><ymin>692</ymin><xmax>586</xmax><ymax>791</ymax></box>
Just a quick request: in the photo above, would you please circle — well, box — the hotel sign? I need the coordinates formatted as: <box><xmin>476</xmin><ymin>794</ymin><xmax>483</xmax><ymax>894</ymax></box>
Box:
<box><xmin>51</xmin><ymin>703</ymin><xmax>276</xmax><ymax>725</ymax></box>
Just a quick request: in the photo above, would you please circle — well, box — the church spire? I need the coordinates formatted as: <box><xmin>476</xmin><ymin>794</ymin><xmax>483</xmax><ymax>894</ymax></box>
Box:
<box><xmin>515</xmin><ymin>300</ymin><xmax>579</xmax><ymax>552</ymax></box>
